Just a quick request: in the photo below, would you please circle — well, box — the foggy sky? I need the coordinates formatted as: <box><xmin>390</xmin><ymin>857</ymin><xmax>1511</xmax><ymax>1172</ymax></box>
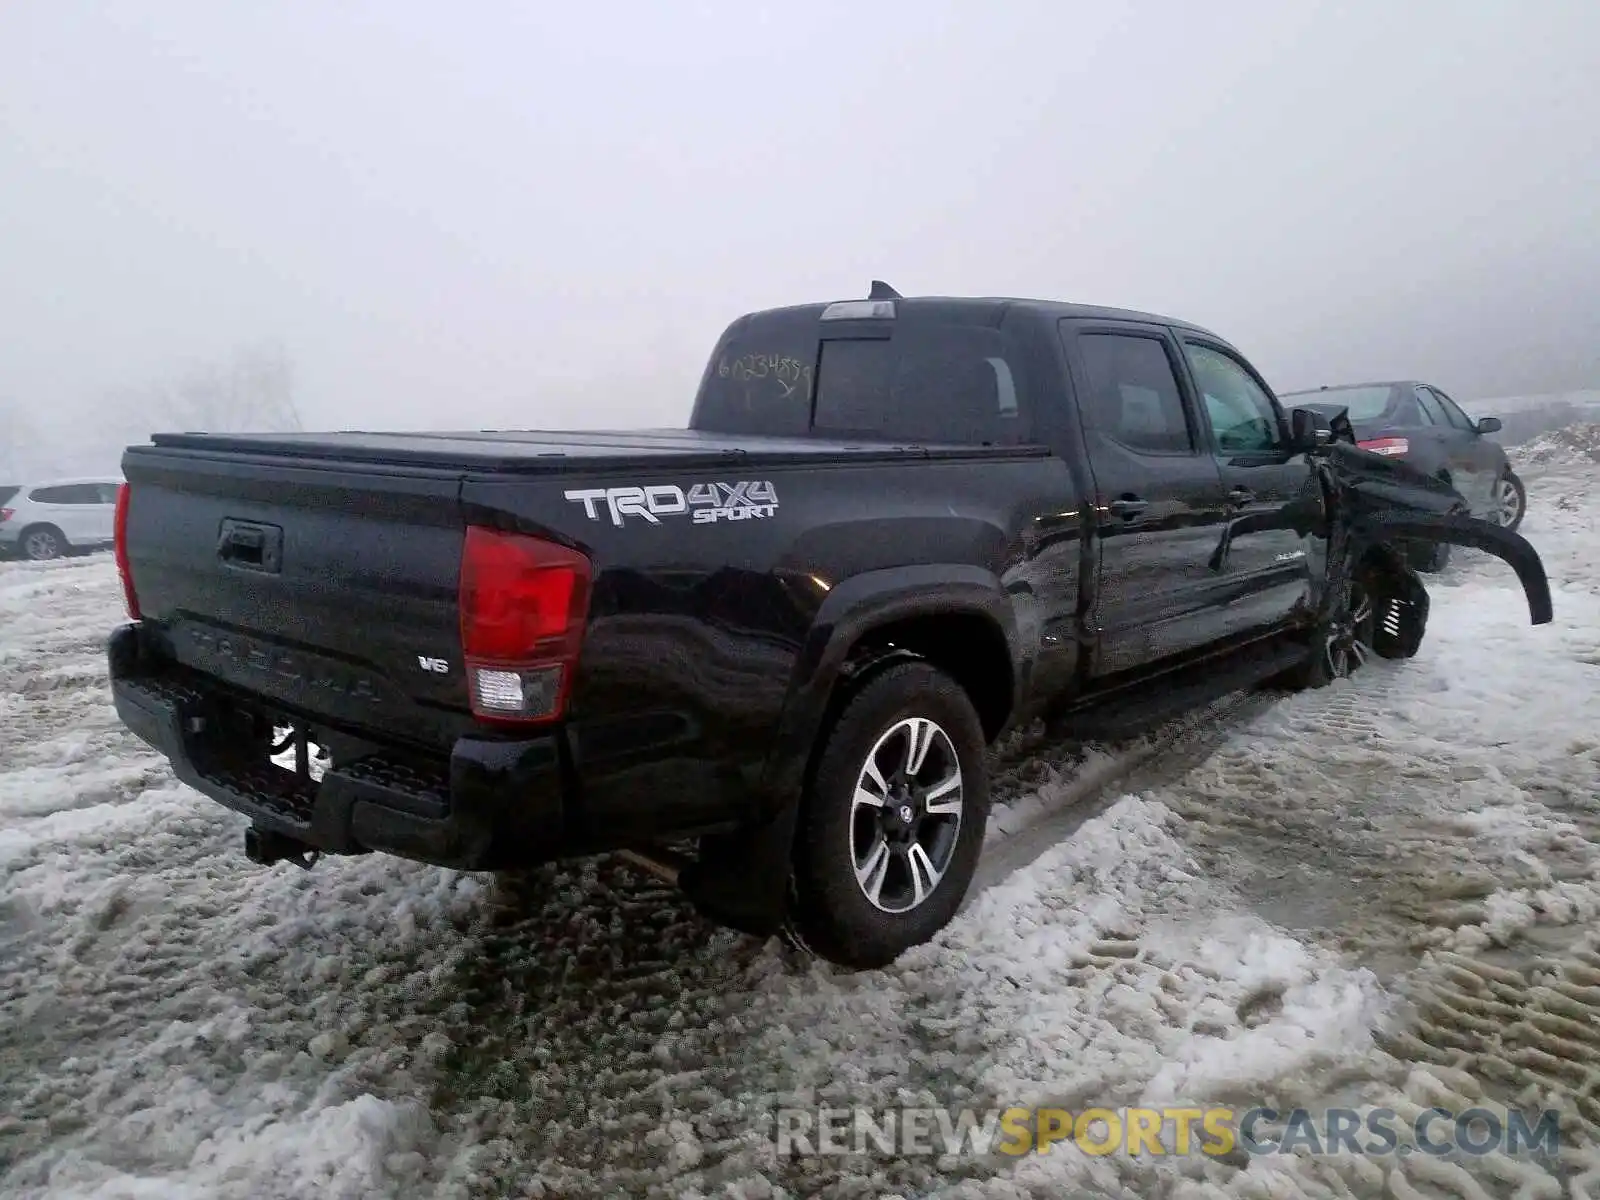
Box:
<box><xmin>2</xmin><ymin>0</ymin><xmax>1597</xmax><ymax>472</ymax></box>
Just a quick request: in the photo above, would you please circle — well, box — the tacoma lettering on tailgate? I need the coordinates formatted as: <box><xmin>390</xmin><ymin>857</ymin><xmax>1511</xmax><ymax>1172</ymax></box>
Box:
<box><xmin>184</xmin><ymin>626</ymin><xmax>383</xmax><ymax>705</ymax></box>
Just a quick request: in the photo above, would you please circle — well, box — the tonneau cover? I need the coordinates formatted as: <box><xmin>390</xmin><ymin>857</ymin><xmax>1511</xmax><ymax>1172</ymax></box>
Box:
<box><xmin>147</xmin><ymin>427</ymin><xmax>1049</xmax><ymax>475</ymax></box>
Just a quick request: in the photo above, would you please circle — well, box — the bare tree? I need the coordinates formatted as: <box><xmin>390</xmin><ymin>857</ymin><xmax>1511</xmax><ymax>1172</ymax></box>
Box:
<box><xmin>153</xmin><ymin>343</ymin><xmax>302</xmax><ymax>433</ymax></box>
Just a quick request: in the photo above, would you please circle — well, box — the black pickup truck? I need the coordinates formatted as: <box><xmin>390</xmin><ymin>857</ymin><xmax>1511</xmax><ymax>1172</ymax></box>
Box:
<box><xmin>107</xmin><ymin>284</ymin><xmax>1551</xmax><ymax>968</ymax></box>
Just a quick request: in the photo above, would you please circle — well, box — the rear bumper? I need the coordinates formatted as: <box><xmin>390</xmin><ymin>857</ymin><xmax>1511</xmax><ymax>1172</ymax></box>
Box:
<box><xmin>107</xmin><ymin>622</ymin><xmax>567</xmax><ymax>870</ymax></box>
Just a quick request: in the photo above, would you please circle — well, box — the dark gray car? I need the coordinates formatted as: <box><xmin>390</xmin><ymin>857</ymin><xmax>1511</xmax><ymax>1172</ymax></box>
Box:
<box><xmin>1280</xmin><ymin>381</ymin><xmax>1526</xmax><ymax>533</ymax></box>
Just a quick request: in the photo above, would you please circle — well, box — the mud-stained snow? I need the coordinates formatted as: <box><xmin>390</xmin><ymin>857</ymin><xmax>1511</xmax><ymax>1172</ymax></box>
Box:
<box><xmin>1</xmin><ymin>445</ymin><xmax>1598</xmax><ymax>1199</ymax></box>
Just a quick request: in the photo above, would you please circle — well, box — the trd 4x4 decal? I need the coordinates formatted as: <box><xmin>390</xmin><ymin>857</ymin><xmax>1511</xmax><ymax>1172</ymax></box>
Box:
<box><xmin>563</xmin><ymin>481</ymin><xmax>779</xmax><ymax>528</ymax></box>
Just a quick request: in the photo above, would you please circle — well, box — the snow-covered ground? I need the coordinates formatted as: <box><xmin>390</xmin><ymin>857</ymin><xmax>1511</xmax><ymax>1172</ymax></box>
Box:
<box><xmin>3</xmin><ymin>433</ymin><xmax>1599</xmax><ymax>1199</ymax></box>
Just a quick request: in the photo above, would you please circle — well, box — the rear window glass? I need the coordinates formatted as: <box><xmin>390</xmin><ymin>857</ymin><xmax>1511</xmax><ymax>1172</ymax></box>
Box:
<box><xmin>693</xmin><ymin>316</ymin><xmax>1030</xmax><ymax>444</ymax></box>
<box><xmin>813</xmin><ymin>325</ymin><xmax>1028</xmax><ymax>445</ymax></box>
<box><xmin>691</xmin><ymin>317</ymin><xmax>818</xmax><ymax>436</ymax></box>
<box><xmin>1287</xmin><ymin>386</ymin><xmax>1395</xmax><ymax>422</ymax></box>
<box><xmin>0</xmin><ymin>486</ymin><xmax>18</xmax><ymax>507</ymax></box>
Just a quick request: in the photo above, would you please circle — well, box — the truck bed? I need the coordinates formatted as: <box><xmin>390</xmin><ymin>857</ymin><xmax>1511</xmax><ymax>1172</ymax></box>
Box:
<box><xmin>119</xmin><ymin>428</ymin><xmax>1052</xmax><ymax>756</ymax></box>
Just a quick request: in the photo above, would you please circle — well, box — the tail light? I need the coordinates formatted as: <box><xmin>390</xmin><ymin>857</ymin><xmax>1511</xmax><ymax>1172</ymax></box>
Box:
<box><xmin>459</xmin><ymin>526</ymin><xmax>591</xmax><ymax>724</ymax></box>
<box><xmin>114</xmin><ymin>482</ymin><xmax>140</xmax><ymax>620</ymax></box>
<box><xmin>0</xmin><ymin>508</ymin><xmax>12</xmax><ymax>523</ymax></box>
<box><xmin>1358</xmin><ymin>437</ymin><xmax>1410</xmax><ymax>457</ymax></box>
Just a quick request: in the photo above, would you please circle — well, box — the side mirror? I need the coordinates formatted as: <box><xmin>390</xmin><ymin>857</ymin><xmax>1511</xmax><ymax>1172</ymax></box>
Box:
<box><xmin>1290</xmin><ymin>407</ymin><xmax>1332</xmax><ymax>451</ymax></box>
<box><xmin>1476</xmin><ymin>416</ymin><xmax>1502</xmax><ymax>435</ymax></box>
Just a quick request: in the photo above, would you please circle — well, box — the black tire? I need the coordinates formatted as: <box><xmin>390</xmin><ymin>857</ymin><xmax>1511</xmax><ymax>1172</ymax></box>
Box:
<box><xmin>1410</xmin><ymin>539</ymin><xmax>1450</xmax><ymax>574</ymax></box>
<box><xmin>1489</xmin><ymin>469</ymin><xmax>1526</xmax><ymax>532</ymax></box>
<box><xmin>20</xmin><ymin>525</ymin><xmax>65</xmax><ymax>561</ymax></box>
<box><xmin>789</xmin><ymin>661</ymin><xmax>991</xmax><ymax>969</ymax></box>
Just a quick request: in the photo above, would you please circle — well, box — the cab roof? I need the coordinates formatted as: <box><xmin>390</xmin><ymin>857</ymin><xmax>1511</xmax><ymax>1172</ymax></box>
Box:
<box><xmin>732</xmin><ymin>288</ymin><xmax>1225</xmax><ymax>341</ymax></box>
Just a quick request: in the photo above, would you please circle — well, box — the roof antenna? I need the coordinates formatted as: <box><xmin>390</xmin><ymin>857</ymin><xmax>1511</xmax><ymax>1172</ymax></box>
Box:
<box><xmin>868</xmin><ymin>279</ymin><xmax>902</xmax><ymax>301</ymax></box>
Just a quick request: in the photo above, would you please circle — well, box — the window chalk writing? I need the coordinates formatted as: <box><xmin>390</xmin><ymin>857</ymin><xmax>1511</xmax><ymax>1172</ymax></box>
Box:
<box><xmin>718</xmin><ymin>352</ymin><xmax>814</xmax><ymax>401</ymax></box>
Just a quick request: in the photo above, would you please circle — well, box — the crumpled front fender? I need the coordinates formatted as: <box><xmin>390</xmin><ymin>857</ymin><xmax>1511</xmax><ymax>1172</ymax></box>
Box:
<box><xmin>1353</xmin><ymin>511</ymin><xmax>1553</xmax><ymax>625</ymax></box>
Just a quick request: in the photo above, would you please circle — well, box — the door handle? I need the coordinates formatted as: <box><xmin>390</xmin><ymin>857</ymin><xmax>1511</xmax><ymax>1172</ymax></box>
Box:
<box><xmin>1108</xmin><ymin>495</ymin><xmax>1149</xmax><ymax>520</ymax></box>
<box><xmin>1227</xmin><ymin>486</ymin><xmax>1255</xmax><ymax>507</ymax></box>
<box><xmin>217</xmin><ymin>518</ymin><xmax>283</xmax><ymax>574</ymax></box>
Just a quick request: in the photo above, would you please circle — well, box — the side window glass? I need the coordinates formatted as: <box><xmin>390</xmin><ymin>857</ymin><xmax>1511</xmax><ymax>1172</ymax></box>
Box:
<box><xmin>1183</xmin><ymin>343</ymin><xmax>1284</xmax><ymax>454</ymax></box>
<box><xmin>97</xmin><ymin>483</ymin><xmax>121</xmax><ymax>504</ymax></box>
<box><xmin>1412</xmin><ymin>387</ymin><xmax>1446</xmax><ymax>425</ymax></box>
<box><xmin>1430</xmin><ymin>388</ymin><xmax>1475</xmax><ymax>431</ymax></box>
<box><xmin>30</xmin><ymin>486</ymin><xmax>68</xmax><ymax>504</ymax></box>
<box><xmin>1075</xmin><ymin>333</ymin><xmax>1194</xmax><ymax>454</ymax></box>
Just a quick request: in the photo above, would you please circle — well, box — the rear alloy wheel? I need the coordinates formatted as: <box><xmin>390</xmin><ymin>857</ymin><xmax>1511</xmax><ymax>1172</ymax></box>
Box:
<box><xmin>1489</xmin><ymin>471</ymin><xmax>1526</xmax><ymax>532</ymax></box>
<box><xmin>850</xmin><ymin>716</ymin><xmax>965</xmax><ymax>915</ymax></box>
<box><xmin>22</xmin><ymin>526</ymin><xmax>65</xmax><ymax>561</ymax></box>
<box><xmin>789</xmin><ymin>661</ymin><xmax>990</xmax><ymax>969</ymax></box>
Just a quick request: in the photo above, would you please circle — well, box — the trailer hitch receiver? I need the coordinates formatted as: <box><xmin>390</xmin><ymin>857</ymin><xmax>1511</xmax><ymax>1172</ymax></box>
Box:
<box><xmin>244</xmin><ymin>825</ymin><xmax>321</xmax><ymax>870</ymax></box>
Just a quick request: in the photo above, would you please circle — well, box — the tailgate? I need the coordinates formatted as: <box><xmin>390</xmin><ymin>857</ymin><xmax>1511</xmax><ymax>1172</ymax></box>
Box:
<box><xmin>121</xmin><ymin>446</ymin><xmax>471</xmax><ymax>749</ymax></box>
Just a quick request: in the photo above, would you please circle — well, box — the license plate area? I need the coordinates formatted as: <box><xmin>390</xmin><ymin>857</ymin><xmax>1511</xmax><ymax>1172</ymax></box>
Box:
<box><xmin>268</xmin><ymin>722</ymin><xmax>331</xmax><ymax>783</ymax></box>
<box><xmin>182</xmin><ymin>700</ymin><xmax>332</xmax><ymax>824</ymax></box>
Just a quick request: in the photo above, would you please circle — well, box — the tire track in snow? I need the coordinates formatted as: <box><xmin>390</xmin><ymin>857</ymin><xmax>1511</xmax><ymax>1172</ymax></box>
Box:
<box><xmin>1129</xmin><ymin>558</ymin><xmax>1600</xmax><ymax>1195</ymax></box>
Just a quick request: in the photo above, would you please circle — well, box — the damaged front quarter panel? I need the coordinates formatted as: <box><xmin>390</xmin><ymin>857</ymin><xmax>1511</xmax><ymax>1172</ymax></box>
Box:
<box><xmin>1322</xmin><ymin>441</ymin><xmax>1553</xmax><ymax>626</ymax></box>
<box><xmin>1352</xmin><ymin>508</ymin><xmax>1552</xmax><ymax>625</ymax></box>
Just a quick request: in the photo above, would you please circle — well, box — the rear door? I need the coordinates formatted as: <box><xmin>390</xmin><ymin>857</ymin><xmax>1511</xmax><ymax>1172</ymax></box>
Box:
<box><xmin>28</xmin><ymin>484</ymin><xmax>93</xmax><ymax>544</ymax></box>
<box><xmin>88</xmin><ymin>482</ymin><xmax>121</xmax><ymax>542</ymax></box>
<box><xmin>1058</xmin><ymin>318</ymin><xmax>1232</xmax><ymax>676</ymax></box>
<box><xmin>1393</xmin><ymin>384</ymin><xmax>1459</xmax><ymax>482</ymax></box>
<box><xmin>1426</xmin><ymin>387</ymin><xmax>1497</xmax><ymax>511</ymax></box>
<box><xmin>1179</xmin><ymin>338</ymin><xmax>1317</xmax><ymax>634</ymax></box>
<box><xmin>60</xmin><ymin>483</ymin><xmax>113</xmax><ymax>543</ymax></box>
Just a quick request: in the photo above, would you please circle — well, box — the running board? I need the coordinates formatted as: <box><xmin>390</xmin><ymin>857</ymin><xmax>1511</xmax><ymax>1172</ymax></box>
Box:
<box><xmin>1054</xmin><ymin>639</ymin><xmax>1309</xmax><ymax>743</ymax></box>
